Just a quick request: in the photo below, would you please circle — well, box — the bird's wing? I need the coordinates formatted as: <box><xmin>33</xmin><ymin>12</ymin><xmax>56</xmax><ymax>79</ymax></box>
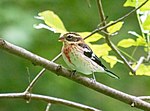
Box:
<box><xmin>78</xmin><ymin>43</ymin><xmax>106</xmax><ymax>69</ymax></box>
<box><xmin>78</xmin><ymin>43</ymin><xmax>119</xmax><ymax>79</ymax></box>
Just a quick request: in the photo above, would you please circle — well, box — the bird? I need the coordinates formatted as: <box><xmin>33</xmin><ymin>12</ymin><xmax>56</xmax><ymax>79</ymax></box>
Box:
<box><xmin>58</xmin><ymin>32</ymin><xmax>119</xmax><ymax>80</ymax></box>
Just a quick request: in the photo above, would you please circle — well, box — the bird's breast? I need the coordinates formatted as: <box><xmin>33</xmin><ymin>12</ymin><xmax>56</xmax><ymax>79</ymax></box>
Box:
<box><xmin>62</xmin><ymin>45</ymin><xmax>73</xmax><ymax>63</ymax></box>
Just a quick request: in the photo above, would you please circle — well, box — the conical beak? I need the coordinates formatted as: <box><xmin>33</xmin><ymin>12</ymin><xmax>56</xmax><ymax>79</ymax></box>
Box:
<box><xmin>58</xmin><ymin>36</ymin><xmax>65</xmax><ymax>42</ymax></box>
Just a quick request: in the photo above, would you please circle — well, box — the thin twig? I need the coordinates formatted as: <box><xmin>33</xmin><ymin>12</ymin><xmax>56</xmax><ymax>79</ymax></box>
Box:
<box><xmin>0</xmin><ymin>92</ymin><xmax>100</xmax><ymax>111</ymax></box>
<box><xmin>25</xmin><ymin>52</ymin><xmax>62</xmax><ymax>93</ymax></box>
<box><xmin>25</xmin><ymin>68</ymin><xmax>46</xmax><ymax>93</ymax></box>
<box><xmin>96</xmin><ymin>0</ymin><xmax>106</xmax><ymax>26</ymax></box>
<box><xmin>25</xmin><ymin>0</ymin><xmax>148</xmax><ymax>93</ymax></box>
<box><xmin>45</xmin><ymin>103</ymin><xmax>52</xmax><ymax>111</ymax></box>
<box><xmin>138</xmin><ymin>96</ymin><xmax>150</xmax><ymax>101</ymax></box>
<box><xmin>96</xmin><ymin>0</ymin><xmax>133</xmax><ymax>73</ymax></box>
<box><xmin>84</xmin><ymin>0</ymin><xmax>148</xmax><ymax>40</ymax></box>
<box><xmin>133</xmin><ymin>56</ymin><xmax>145</xmax><ymax>71</ymax></box>
<box><xmin>93</xmin><ymin>0</ymin><xmax>148</xmax><ymax>74</ymax></box>
<box><xmin>1</xmin><ymin>39</ymin><xmax>150</xmax><ymax>110</ymax></box>
<box><xmin>26</xmin><ymin>67</ymin><xmax>31</xmax><ymax>84</ymax></box>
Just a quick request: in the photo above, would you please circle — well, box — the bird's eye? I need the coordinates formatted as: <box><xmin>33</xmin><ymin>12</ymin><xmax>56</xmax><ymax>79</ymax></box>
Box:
<box><xmin>66</xmin><ymin>35</ymin><xmax>73</xmax><ymax>41</ymax></box>
<box><xmin>67</xmin><ymin>35</ymin><xmax>72</xmax><ymax>39</ymax></box>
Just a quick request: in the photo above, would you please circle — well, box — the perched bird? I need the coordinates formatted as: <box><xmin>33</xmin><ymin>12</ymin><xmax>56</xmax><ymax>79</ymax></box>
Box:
<box><xmin>59</xmin><ymin>32</ymin><xmax>119</xmax><ymax>79</ymax></box>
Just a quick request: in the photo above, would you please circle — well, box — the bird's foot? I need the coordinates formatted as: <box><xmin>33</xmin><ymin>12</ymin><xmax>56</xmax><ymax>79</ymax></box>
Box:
<box><xmin>90</xmin><ymin>73</ymin><xmax>97</xmax><ymax>83</ymax></box>
<box><xmin>70</xmin><ymin>70</ymin><xmax>76</xmax><ymax>77</ymax></box>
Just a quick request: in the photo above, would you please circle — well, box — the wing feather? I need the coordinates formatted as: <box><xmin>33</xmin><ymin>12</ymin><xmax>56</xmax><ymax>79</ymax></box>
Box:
<box><xmin>78</xmin><ymin>43</ymin><xmax>106</xmax><ymax>69</ymax></box>
<box><xmin>78</xmin><ymin>43</ymin><xmax>119</xmax><ymax>79</ymax></box>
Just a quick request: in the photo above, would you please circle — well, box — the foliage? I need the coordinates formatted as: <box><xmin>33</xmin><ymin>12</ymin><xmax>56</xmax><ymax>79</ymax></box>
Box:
<box><xmin>121</xmin><ymin>0</ymin><xmax>150</xmax><ymax>76</ymax></box>
<box><xmin>0</xmin><ymin>0</ymin><xmax>150</xmax><ymax>111</ymax></box>
<box><xmin>107</xmin><ymin>21</ymin><xmax>124</xmax><ymax>34</ymax></box>
<box><xmin>38</xmin><ymin>10</ymin><xmax>67</xmax><ymax>34</ymax></box>
<box><xmin>36</xmin><ymin>3</ymin><xmax>150</xmax><ymax>75</ymax></box>
<box><xmin>36</xmin><ymin>10</ymin><xmax>124</xmax><ymax>68</ymax></box>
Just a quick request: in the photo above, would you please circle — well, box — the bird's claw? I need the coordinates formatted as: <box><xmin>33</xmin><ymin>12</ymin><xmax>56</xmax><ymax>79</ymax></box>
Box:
<box><xmin>90</xmin><ymin>73</ymin><xmax>97</xmax><ymax>83</ymax></box>
<box><xmin>56</xmin><ymin>65</ymin><xmax>62</xmax><ymax>76</ymax></box>
<box><xmin>90</xmin><ymin>78</ymin><xmax>96</xmax><ymax>83</ymax></box>
<box><xmin>70</xmin><ymin>70</ymin><xmax>76</xmax><ymax>77</ymax></box>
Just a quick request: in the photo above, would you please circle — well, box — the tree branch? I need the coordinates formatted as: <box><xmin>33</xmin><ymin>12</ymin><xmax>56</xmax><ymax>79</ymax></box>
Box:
<box><xmin>27</xmin><ymin>0</ymin><xmax>149</xmax><ymax>94</ymax></box>
<box><xmin>45</xmin><ymin>103</ymin><xmax>51</xmax><ymax>111</ymax></box>
<box><xmin>25</xmin><ymin>52</ymin><xmax>62</xmax><ymax>93</ymax></box>
<box><xmin>92</xmin><ymin>0</ymin><xmax>148</xmax><ymax>75</ymax></box>
<box><xmin>84</xmin><ymin>0</ymin><xmax>148</xmax><ymax>40</ymax></box>
<box><xmin>0</xmin><ymin>92</ymin><xmax>100</xmax><ymax>111</ymax></box>
<box><xmin>133</xmin><ymin>56</ymin><xmax>145</xmax><ymax>71</ymax></box>
<box><xmin>1</xmin><ymin>39</ymin><xmax>150</xmax><ymax>110</ymax></box>
<box><xmin>96</xmin><ymin>0</ymin><xmax>106</xmax><ymax>26</ymax></box>
<box><xmin>138</xmin><ymin>96</ymin><xmax>150</xmax><ymax>101</ymax></box>
<box><xmin>96</xmin><ymin>0</ymin><xmax>130</xmax><ymax>74</ymax></box>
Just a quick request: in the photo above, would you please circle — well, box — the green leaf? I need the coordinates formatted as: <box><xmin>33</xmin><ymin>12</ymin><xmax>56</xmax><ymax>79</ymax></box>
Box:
<box><xmin>124</xmin><ymin>0</ymin><xmax>150</xmax><ymax>11</ymax></box>
<box><xmin>142</xmin><ymin>14</ymin><xmax>150</xmax><ymax>30</ymax></box>
<box><xmin>88</xmin><ymin>43</ymin><xmax>111</xmax><ymax>57</ymax></box>
<box><xmin>117</xmin><ymin>38</ymin><xmax>136</xmax><ymax>48</ymax></box>
<box><xmin>123</xmin><ymin>0</ymin><xmax>136</xmax><ymax>7</ymax></box>
<box><xmin>107</xmin><ymin>21</ymin><xmax>124</xmax><ymax>34</ymax></box>
<box><xmin>79</xmin><ymin>32</ymin><xmax>103</xmax><ymax>43</ymax></box>
<box><xmin>38</xmin><ymin>10</ymin><xmax>67</xmax><ymax>33</ymax></box>
<box><xmin>135</xmin><ymin>36</ymin><xmax>147</xmax><ymax>46</ymax></box>
<box><xmin>102</xmin><ymin>55</ymin><xmax>121</xmax><ymax>68</ymax></box>
<box><xmin>128</xmin><ymin>31</ymin><xmax>147</xmax><ymax>46</ymax></box>
<box><xmin>130</xmin><ymin>64</ymin><xmax>150</xmax><ymax>76</ymax></box>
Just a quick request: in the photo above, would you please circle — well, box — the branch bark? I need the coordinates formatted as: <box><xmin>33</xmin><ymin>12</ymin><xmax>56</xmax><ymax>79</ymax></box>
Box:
<box><xmin>83</xmin><ymin>0</ymin><xmax>148</xmax><ymax>75</ymax></box>
<box><xmin>26</xmin><ymin>0</ymin><xmax>149</xmax><ymax>96</ymax></box>
<box><xmin>25</xmin><ymin>52</ymin><xmax>62</xmax><ymax>93</ymax></box>
<box><xmin>138</xmin><ymin>96</ymin><xmax>150</xmax><ymax>101</ymax></box>
<box><xmin>1</xmin><ymin>39</ymin><xmax>150</xmax><ymax>110</ymax></box>
<box><xmin>0</xmin><ymin>92</ymin><xmax>100</xmax><ymax>111</ymax></box>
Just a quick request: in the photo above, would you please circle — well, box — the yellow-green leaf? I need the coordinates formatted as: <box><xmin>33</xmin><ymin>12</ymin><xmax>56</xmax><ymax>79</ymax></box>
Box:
<box><xmin>102</xmin><ymin>55</ymin><xmax>120</xmax><ymax>68</ymax></box>
<box><xmin>79</xmin><ymin>32</ymin><xmax>103</xmax><ymax>43</ymax></box>
<box><xmin>38</xmin><ymin>10</ymin><xmax>67</xmax><ymax>34</ymax></box>
<box><xmin>142</xmin><ymin>14</ymin><xmax>150</xmax><ymax>30</ymax></box>
<box><xmin>88</xmin><ymin>43</ymin><xmax>111</xmax><ymax>57</ymax></box>
<box><xmin>124</xmin><ymin>0</ymin><xmax>150</xmax><ymax>11</ymax></box>
<box><xmin>135</xmin><ymin>36</ymin><xmax>147</xmax><ymax>46</ymax></box>
<box><xmin>130</xmin><ymin>64</ymin><xmax>150</xmax><ymax>76</ymax></box>
<box><xmin>117</xmin><ymin>38</ymin><xmax>136</xmax><ymax>48</ymax></box>
<box><xmin>107</xmin><ymin>21</ymin><xmax>124</xmax><ymax>34</ymax></box>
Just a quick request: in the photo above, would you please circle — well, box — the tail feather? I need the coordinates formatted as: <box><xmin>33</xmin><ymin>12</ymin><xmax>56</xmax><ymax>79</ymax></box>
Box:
<box><xmin>105</xmin><ymin>69</ymin><xmax>119</xmax><ymax>79</ymax></box>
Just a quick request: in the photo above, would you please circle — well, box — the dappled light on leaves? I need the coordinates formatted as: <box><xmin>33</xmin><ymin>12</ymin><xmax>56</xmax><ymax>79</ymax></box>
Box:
<box><xmin>124</xmin><ymin>0</ymin><xmax>150</xmax><ymax>11</ymax></box>
<box><xmin>79</xmin><ymin>32</ymin><xmax>103</xmax><ymax>43</ymax></box>
<box><xmin>130</xmin><ymin>64</ymin><xmax>150</xmax><ymax>76</ymax></box>
<box><xmin>107</xmin><ymin>21</ymin><xmax>124</xmax><ymax>34</ymax></box>
<box><xmin>37</xmin><ymin>10</ymin><xmax>67</xmax><ymax>34</ymax></box>
<box><xmin>117</xmin><ymin>38</ymin><xmax>136</xmax><ymax>48</ymax></box>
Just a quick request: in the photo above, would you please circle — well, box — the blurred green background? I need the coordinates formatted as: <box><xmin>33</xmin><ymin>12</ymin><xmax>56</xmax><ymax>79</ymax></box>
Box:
<box><xmin>0</xmin><ymin>0</ymin><xmax>149</xmax><ymax>111</ymax></box>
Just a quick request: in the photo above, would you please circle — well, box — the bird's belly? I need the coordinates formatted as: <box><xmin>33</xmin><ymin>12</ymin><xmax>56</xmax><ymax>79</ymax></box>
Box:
<box><xmin>62</xmin><ymin>46</ymin><xmax>105</xmax><ymax>75</ymax></box>
<box><xmin>69</xmin><ymin>51</ymin><xmax>104</xmax><ymax>75</ymax></box>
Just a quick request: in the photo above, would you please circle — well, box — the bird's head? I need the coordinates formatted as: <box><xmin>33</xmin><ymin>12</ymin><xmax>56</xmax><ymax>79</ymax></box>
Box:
<box><xmin>58</xmin><ymin>32</ymin><xmax>84</xmax><ymax>44</ymax></box>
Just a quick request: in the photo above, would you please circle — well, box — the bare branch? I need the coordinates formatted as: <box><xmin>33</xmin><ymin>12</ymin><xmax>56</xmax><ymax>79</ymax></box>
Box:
<box><xmin>0</xmin><ymin>92</ymin><xmax>100</xmax><ymax>111</ymax></box>
<box><xmin>25</xmin><ymin>68</ymin><xmax>46</xmax><ymax>93</ymax></box>
<box><xmin>92</xmin><ymin>0</ymin><xmax>149</xmax><ymax>75</ymax></box>
<box><xmin>26</xmin><ymin>0</ymin><xmax>149</xmax><ymax>92</ymax></box>
<box><xmin>25</xmin><ymin>52</ymin><xmax>62</xmax><ymax>93</ymax></box>
<box><xmin>138</xmin><ymin>96</ymin><xmax>150</xmax><ymax>101</ymax></box>
<box><xmin>133</xmin><ymin>56</ymin><xmax>145</xmax><ymax>71</ymax></box>
<box><xmin>96</xmin><ymin>0</ymin><xmax>106</xmax><ymax>26</ymax></box>
<box><xmin>1</xmin><ymin>39</ymin><xmax>150</xmax><ymax>110</ymax></box>
<box><xmin>45</xmin><ymin>103</ymin><xmax>52</xmax><ymax>111</ymax></box>
<box><xmin>84</xmin><ymin>0</ymin><xmax>148</xmax><ymax>40</ymax></box>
